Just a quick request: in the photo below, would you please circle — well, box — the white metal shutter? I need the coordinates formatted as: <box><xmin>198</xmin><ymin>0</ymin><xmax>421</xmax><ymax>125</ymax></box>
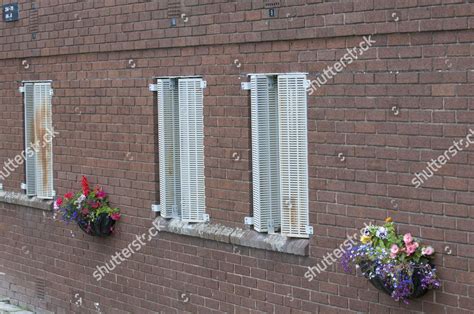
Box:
<box><xmin>157</xmin><ymin>79</ymin><xmax>181</xmax><ymax>218</ymax></box>
<box><xmin>24</xmin><ymin>83</ymin><xmax>36</xmax><ymax>196</ymax></box>
<box><xmin>33</xmin><ymin>83</ymin><xmax>54</xmax><ymax>199</ymax></box>
<box><xmin>278</xmin><ymin>74</ymin><xmax>310</xmax><ymax>238</ymax></box>
<box><xmin>250</xmin><ymin>75</ymin><xmax>281</xmax><ymax>232</ymax></box>
<box><xmin>178</xmin><ymin>78</ymin><xmax>206</xmax><ymax>222</ymax></box>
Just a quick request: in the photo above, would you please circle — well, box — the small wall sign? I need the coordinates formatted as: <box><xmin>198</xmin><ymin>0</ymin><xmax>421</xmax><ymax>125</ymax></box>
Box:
<box><xmin>2</xmin><ymin>3</ymin><xmax>19</xmax><ymax>22</ymax></box>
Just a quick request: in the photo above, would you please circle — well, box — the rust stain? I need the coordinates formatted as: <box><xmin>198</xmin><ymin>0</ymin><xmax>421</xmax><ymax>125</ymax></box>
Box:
<box><xmin>288</xmin><ymin>195</ymin><xmax>298</xmax><ymax>231</ymax></box>
<box><xmin>34</xmin><ymin>101</ymin><xmax>51</xmax><ymax>192</ymax></box>
<box><xmin>167</xmin><ymin>149</ymin><xmax>174</xmax><ymax>176</ymax></box>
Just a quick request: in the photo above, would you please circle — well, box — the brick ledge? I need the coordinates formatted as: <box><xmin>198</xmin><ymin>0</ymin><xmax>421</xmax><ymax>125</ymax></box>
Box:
<box><xmin>0</xmin><ymin>191</ymin><xmax>53</xmax><ymax>211</ymax></box>
<box><xmin>155</xmin><ymin>217</ymin><xmax>310</xmax><ymax>256</ymax></box>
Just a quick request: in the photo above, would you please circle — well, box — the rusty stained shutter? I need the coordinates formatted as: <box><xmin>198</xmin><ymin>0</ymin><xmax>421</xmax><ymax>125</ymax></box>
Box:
<box><xmin>24</xmin><ymin>83</ymin><xmax>36</xmax><ymax>196</ymax></box>
<box><xmin>33</xmin><ymin>83</ymin><xmax>54</xmax><ymax>199</ymax></box>
<box><xmin>277</xmin><ymin>74</ymin><xmax>310</xmax><ymax>238</ymax></box>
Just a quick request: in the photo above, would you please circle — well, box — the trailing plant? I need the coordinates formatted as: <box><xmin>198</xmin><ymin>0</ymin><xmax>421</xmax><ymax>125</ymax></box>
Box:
<box><xmin>54</xmin><ymin>176</ymin><xmax>121</xmax><ymax>236</ymax></box>
<box><xmin>341</xmin><ymin>217</ymin><xmax>440</xmax><ymax>303</ymax></box>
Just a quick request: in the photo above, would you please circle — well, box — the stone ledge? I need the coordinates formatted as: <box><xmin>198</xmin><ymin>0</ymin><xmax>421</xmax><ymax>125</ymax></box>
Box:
<box><xmin>154</xmin><ymin>217</ymin><xmax>310</xmax><ymax>256</ymax></box>
<box><xmin>0</xmin><ymin>191</ymin><xmax>53</xmax><ymax>211</ymax></box>
<box><xmin>0</xmin><ymin>296</ymin><xmax>34</xmax><ymax>314</ymax></box>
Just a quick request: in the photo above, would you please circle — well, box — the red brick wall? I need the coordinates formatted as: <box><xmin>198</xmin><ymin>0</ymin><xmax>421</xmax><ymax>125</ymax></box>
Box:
<box><xmin>0</xmin><ymin>0</ymin><xmax>473</xmax><ymax>313</ymax></box>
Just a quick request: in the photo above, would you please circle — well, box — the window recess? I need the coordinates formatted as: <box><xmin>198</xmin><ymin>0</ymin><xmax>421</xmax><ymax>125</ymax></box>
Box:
<box><xmin>150</xmin><ymin>77</ymin><xmax>208</xmax><ymax>223</ymax></box>
<box><xmin>21</xmin><ymin>81</ymin><xmax>54</xmax><ymax>200</ymax></box>
<box><xmin>242</xmin><ymin>73</ymin><xmax>312</xmax><ymax>238</ymax></box>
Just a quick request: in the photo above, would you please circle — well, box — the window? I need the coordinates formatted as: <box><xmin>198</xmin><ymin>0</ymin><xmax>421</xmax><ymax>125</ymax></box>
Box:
<box><xmin>150</xmin><ymin>77</ymin><xmax>208</xmax><ymax>222</ymax></box>
<box><xmin>243</xmin><ymin>73</ymin><xmax>312</xmax><ymax>238</ymax></box>
<box><xmin>21</xmin><ymin>81</ymin><xmax>54</xmax><ymax>199</ymax></box>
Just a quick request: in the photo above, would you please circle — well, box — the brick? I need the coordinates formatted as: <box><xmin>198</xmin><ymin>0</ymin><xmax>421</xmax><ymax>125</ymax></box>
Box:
<box><xmin>0</xmin><ymin>1</ymin><xmax>473</xmax><ymax>314</ymax></box>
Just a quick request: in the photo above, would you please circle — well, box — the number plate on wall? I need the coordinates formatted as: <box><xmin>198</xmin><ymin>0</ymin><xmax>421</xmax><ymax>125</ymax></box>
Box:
<box><xmin>2</xmin><ymin>3</ymin><xmax>19</xmax><ymax>22</ymax></box>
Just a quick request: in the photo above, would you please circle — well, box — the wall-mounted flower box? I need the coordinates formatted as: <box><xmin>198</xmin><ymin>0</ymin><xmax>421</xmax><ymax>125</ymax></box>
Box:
<box><xmin>341</xmin><ymin>218</ymin><xmax>440</xmax><ymax>303</ymax></box>
<box><xmin>54</xmin><ymin>176</ymin><xmax>121</xmax><ymax>237</ymax></box>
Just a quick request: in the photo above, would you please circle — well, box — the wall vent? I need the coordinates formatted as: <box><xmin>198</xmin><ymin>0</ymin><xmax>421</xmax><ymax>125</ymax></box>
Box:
<box><xmin>264</xmin><ymin>1</ymin><xmax>282</xmax><ymax>8</ymax></box>
<box><xmin>34</xmin><ymin>278</ymin><xmax>46</xmax><ymax>300</ymax></box>
<box><xmin>168</xmin><ymin>0</ymin><xmax>182</xmax><ymax>17</ymax></box>
<box><xmin>29</xmin><ymin>2</ymin><xmax>39</xmax><ymax>39</ymax></box>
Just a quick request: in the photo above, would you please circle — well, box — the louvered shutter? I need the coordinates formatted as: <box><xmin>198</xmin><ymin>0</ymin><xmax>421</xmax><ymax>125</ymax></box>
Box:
<box><xmin>157</xmin><ymin>79</ymin><xmax>181</xmax><ymax>218</ymax></box>
<box><xmin>24</xmin><ymin>83</ymin><xmax>36</xmax><ymax>196</ymax></box>
<box><xmin>278</xmin><ymin>74</ymin><xmax>310</xmax><ymax>238</ymax></box>
<box><xmin>33</xmin><ymin>83</ymin><xmax>54</xmax><ymax>199</ymax></box>
<box><xmin>250</xmin><ymin>75</ymin><xmax>281</xmax><ymax>232</ymax></box>
<box><xmin>178</xmin><ymin>78</ymin><xmax>206</xmax><ymax>222</ymax></box>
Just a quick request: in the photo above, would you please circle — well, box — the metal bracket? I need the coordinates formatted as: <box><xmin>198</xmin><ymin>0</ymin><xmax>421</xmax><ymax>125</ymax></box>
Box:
<box><xmin>241</xmin><ymin>82</ymin><xmax>251</xmax><ymax>90</ymax></box>
<box><xmin>52</xmin><ymin>190</ymin><xmax>56</xmax><ymax>197</ymax></box>
<box><xmin>304</xmin><ymin>80</ymin><xmax>311</xmax><ymax>89</ymax></box>
<box><xmin>306</xmin><ymin>225</ymin><xmax>314</xmax><ymax>235</ymax></box>
<box><xmin>200</xmin><ymin>81</ymin><xmax>207</xmax><ymax>89</ymax></box>
<box><xmin>152</xmin><ymin>204</ymin><xmax>161</xmax><ymax>212</ymax></box>
<box><xmin>20</xmin><ymin>183</ymin><xmax>27</xmax><ymax>190</ymax></box>
<box><xmin>244</xmin><ymin>217</ymin><xmax>254</xmax><ymax>225</ymax></box>
<box><xmin>49</xmin><ymin>89</ymin><xmax>54</xmax><ymax>96</ymax></box>
<box><xmin>202</xmin><ymin>214</ymin><xmax>210</xmax><ymax>222</ymax></box>
<box><xmin>19</xmin><ymin>86</ymin><xmax>25</xmax><ymax>93</ymax></box>
<box><xmin>0</xmin><ymin>183</ymin><xmax>3</xmax><ymax>190</ymax></box>
<box><xmin>148</xmin><ymin>84</ymin><xmax>158</xmax><ymax>92</ymax></box>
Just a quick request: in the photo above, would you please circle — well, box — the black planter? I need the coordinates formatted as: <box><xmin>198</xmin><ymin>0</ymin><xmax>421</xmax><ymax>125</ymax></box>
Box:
<box><xmin>359</xmin><ymin>261</ymin><xmax>429</xmax><ymax>299</ymax></box>
<box><xmin>77</xmin><ymin>213</ymin><xmax>116</xmax><ymax>237</ymax></box>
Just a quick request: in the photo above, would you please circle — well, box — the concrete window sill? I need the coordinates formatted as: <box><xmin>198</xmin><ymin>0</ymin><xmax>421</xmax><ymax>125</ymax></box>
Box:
<box><xmin>0</xmin><ymin>191</ymin><xmax>309</xmax><ymax>256</ymax></box>
<box><xmin>154</xmin><ymin>217</ymin><xmax>310</xmax><ymax>256</ymax></box>
<box><xmin>0</xmin><ymin>191</ymin><xmax>53</xmax><ymax>211</ymax></box>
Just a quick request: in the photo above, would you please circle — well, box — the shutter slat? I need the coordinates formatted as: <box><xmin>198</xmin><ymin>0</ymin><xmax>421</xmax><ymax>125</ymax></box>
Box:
<box><xmin>178</xmin><ymin>78</ymin><xmax>206</xmax><ymax>222</ymax></box>
<box><xmin>34</xmin><ymin>83</ymin><xmax>54</xmax><ymax>199</ymax></box>
<box><xmin>278</xmin><ymin>74</ymin><xmax>310</xmax><ymax>238</ymax></box>
<box><xmin>251</xmin><ymin>75</ymin><xmax>281</xmax><ymax>232</ymax></box>
<box><xmin>24</xmin><ymin>84</ymin><xmax>36</xmax><ymax>196</ymax></box>
<box><xmin>157</xmin><ymin>79</ymin><xmax>181</xmax><ymax>218</ymax></box>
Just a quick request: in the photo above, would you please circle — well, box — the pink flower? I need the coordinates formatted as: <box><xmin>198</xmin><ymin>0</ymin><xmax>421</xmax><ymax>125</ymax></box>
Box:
<box><xmin>64</xmin><ymin>192</ymin><xmax>74</xmax><ymax>199</ymax></box>
<box><xmin>96</xmin><ymin>190</ymin><xmax>106</xmax><ymax>199</ymax></box>
<box><xmin>82</xmin><ymin>208</ymin><xmax>89</xmax><ymax>215</ymax></box>
<box><xmin>421</xmin><ymin>246</ymin><xmax>434</xmax><ymax>256</ymax></box>
<box><xmin>111</xmin><ymin>213</ymin><xmax>121</xmax><ymax>221</ymax></box>
<box><xmin>55</xmin><ymin>197</ymin><xmax>63</xmax><ymax>206</ymax></box>
<box><xmin>403</xmin><ymin>233</ymin><xmax>413</xmax><ymax>244</ymax></box>
<box><xmin>390</xmin><ymin>244</ymin><xmax>399</xmax><ymax>258</ymax></box>
<box><xmin>406</xmin><ymin>243</ymin><xmax>418</xmax><ymax>256</ymax></box>
<box><xmin>390</xmin><ymin>244</ymin><xmax>399</xmax><ymax>254</ymax></box>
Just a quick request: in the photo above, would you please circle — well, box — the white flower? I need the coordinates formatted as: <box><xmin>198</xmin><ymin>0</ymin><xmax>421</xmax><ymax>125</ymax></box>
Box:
<box><xmin>74</xmin><ymin>194</ymin><xmax>86</xmax><ymax>209</ymax></box>
<box><xmin>75</xmin><ymin>194</ymin><xmax>86</xmax><ymax>203</ymax></box>
<box><xmin>376</xmin><ymin>227</ymin><xmax>388</xmax><ymax>239</ymax></box>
